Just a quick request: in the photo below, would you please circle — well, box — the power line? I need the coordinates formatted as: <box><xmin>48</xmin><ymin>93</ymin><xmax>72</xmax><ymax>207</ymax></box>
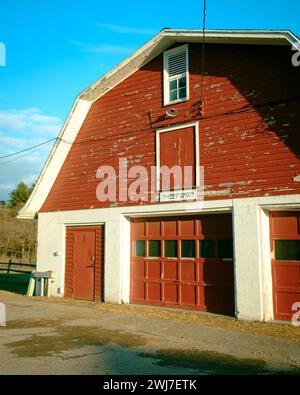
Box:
<box><xmin>59</xmin><ymin>96</ymin><xmax>300</xmax><ymax>147</ymax></box>
<box><xmin>200</xmin><ymin>0</ymin><xmax>207</xmax><ymax>101</ymax></box>
<box><xmin>1</xmin><ymin>95</ymin><xmax>298</xmax><ymax>167</ymax></box>
<box><xmin>0</xmin><ymin>137</ymin><xmax>57</xmax><ymax>160</ymax></box>
<box><xmin>0</xmin><ymin>140</ymin><xmax>55</xmax><ymax>167</ymax></box>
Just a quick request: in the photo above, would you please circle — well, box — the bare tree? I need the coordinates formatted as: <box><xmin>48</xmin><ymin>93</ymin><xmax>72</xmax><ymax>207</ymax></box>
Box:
<box><xmin>0</xmin><ymin>182</ymin><xmax>37</xmax><ymax>263</ymax></box>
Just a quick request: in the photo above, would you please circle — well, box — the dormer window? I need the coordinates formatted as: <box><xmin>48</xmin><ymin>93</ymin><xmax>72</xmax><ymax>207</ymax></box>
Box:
<box><xmin>163</xmin><ymin>44</ymin><xmax>189</xmax><ymax>106</ymax></box>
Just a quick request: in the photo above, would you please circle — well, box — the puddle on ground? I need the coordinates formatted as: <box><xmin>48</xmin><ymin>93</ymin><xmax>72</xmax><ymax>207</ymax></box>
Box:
<box><xmin>138</xmin><ymin>348</ymin><xmax>300</xmax><ymax>375</ymax></box>
<box><xmin>5</xmin><ymin>319</ymin><xmax>148</xmax><ymax>358</ymax></box>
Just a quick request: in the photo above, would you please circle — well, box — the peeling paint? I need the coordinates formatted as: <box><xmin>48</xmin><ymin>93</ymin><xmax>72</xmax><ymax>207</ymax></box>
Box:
<box><xmin>245</xmin><ymin>90</ymin><xmax>257</xmax><ymax>97</ymax></box>
<box><xmin>219</xmin><ymin>182</ymin><xmax>233</xmax><ymax>188</ymax></box>
<box><xmin>209</xmin><ymin>83</ymin><xmax>223</xmax><ymax>89</ymax></box>
<box><xmin>205</xmin><ymin>189</ymin><xmax>231</xmax><ymax>196</ymax></box>
<box><xmin>39</xmin><ymin>43</ymin><xmax>300</xmax><ymax>213</ymax></box>
<box><xmin>268</xmin><ymin>116</ymin><xmax>277</xmax><ymax>126</ymax></box>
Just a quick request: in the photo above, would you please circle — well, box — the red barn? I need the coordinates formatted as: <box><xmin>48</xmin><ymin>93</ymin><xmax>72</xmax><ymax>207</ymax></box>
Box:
<box><xmin>20</xmin><ymin>29</ymin><xmax>300</xmax><ymax>322</ymax></box>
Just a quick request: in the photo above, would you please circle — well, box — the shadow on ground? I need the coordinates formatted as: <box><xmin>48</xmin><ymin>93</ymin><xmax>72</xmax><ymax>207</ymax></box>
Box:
<box><xmin>0</xmin><ymin>274</ymin><xmax>30</xmax><ymax>295</ymax></box>
<box><xmin>4</xmin><ymin>319</ymin><xmax>299</xmax><ymax>375</ymax></box>
<box><xmin>139</xmin><ymin>349</ymin><xmax>300</xmax><ymax>375</ymax></box>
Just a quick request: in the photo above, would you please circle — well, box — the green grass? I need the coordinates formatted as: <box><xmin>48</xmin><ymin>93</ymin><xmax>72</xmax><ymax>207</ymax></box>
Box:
<box><xmin>0</xmin><ymin>272</ymin><xmax>31</xmax><ymax>295</ymax></box>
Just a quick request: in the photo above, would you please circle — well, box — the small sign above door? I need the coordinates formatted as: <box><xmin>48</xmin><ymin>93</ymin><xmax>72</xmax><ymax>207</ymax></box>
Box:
<box><xmin>160</xmin><ymin>189</ymin><xmax>197</xmax><ymax>202</ymax></box>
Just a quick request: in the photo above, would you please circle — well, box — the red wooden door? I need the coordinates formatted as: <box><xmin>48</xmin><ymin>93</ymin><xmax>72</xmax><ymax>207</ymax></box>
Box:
<box><xmin>131</xmin><ymin>215</ymin><xmax>234</xmax><ymax>315</ymax></box>
<box><xmin>159</xmin><ymin>127</ymin><xmax>196</xmax><ymax>191</ymax></box>
<box><xmin>65</xmin><ymin>226</ymin><xmax>104</xmax><ymax>301</ymax></box>
<box><xmin>270</xmin><ymin>212</ymin><xmax>300</xmax><ymax>321</ymax></box>
<box><xmin>73</xmin><ymin>230</ymin><xmax>96</xmax><ymax>300</ymax></box>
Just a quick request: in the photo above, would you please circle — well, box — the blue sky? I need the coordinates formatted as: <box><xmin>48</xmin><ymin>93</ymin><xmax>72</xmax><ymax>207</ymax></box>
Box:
<box><xmin>0</xmin><ymin>0</ymin><xmax>299</xmax><ymax>200</ymax></box>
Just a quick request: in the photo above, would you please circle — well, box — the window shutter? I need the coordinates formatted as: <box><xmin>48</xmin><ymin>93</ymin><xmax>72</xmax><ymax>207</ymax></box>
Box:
<box><xmin>168</xmin><ymin>51</ymin><xmax>187</xmax><ymax>77</ymax></box>
<box><xmin>163</xmin><ymin>44</ymin><xmax>189</xmax><ymax>105</ymax></box>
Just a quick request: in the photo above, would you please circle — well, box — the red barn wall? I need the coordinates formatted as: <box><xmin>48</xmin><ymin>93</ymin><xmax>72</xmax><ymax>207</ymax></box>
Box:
<box><xmin>40</xmin><ymin>43</ymin><xmax>300</xmax><ymax>212</ymax></box>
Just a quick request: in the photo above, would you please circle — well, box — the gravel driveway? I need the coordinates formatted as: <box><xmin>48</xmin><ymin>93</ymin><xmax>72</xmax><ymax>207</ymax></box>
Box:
<box><xmin>0</xmin><ymin>292</ymin><xmax>299</xmax><ymax>375</ymax></box>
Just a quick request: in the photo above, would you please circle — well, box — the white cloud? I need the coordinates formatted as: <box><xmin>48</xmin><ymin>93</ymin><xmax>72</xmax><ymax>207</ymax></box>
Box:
<box><xmin>96</xmin><ymin>23</ymin><xmax>157</xmax><ymax>36</ymax></box>
<box><xmin>0</xmin><ymin>108</ymin><xmax>61</xmax><ymax>136</ymax></box>
<box><xmin>71</xmin><ymin>40</ymin><xmax>134</xmax><ymax>55</ymax></box>
<box><xmin>0</xmin><ymin>135</ymin><xmax>27</xmax><ymax>148</ymax></box>
<box><xmin>0</xmin><ymin>108</ymin><xmax>61</xmax><ymax>200</ymax></box>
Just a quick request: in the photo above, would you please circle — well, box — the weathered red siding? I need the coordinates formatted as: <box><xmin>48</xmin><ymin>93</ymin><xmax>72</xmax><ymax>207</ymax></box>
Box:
<box><xmin>160</xmin><ymin>126</ymin><xmax>196</xmax><ymax>190</ymax></box>
<box><xmin>40</xmin><ymin>44</ymin><xmax>300</xmax><ymax>212</ymax></box>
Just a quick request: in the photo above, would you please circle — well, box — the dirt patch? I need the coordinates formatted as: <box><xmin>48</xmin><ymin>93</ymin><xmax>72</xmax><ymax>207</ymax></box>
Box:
<box><xmin>100</xmin><ymin>306</ymin><xmax>300</xmax><ymax>342</ymax></box>
<box><xmin>2</xmin><ymin>294</ymin><xmax>300</xmax><ymax>342</ymax></box>
<box><xmin>5</xmin><ymin>319</ymin><xmax>149</xmax><ymax>358</ymax></box>
<box><xmin>34</xmin><ymin>297</ymin><xmax>300</xmax><ymax>342</ymax></box>
<box><xmin>6</xmin><ymin>319</ymin><xmax>64</xmax><ymax>329</ymax></box>
<box><xmin>0</xmin><ymin>290</ymin><xmax>24</xmax><ymax>298</ymax></box>
<box><xmin>139</xmin><ymin>348</ymin><xmax>300</xmax><ymax>375</ymax></box>
<box><xmin>1</xmin><ymin>300</ymin><xmax>299</xmax><ymax>375</ymax></box>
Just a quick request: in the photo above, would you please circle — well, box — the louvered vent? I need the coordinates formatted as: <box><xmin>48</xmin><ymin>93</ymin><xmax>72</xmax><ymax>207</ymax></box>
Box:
<box><xmin>168</xmin><ymin>51</ymin><xmax>187</xmax><ymax>77</ymax></box>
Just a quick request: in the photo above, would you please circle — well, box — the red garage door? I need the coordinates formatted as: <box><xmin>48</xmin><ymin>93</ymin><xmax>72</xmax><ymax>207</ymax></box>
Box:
<box><xmin>131</xmin><ymin>214</ymin><xmax>234</xmax><ymax>315</ymax></box>
<box><xmin>270</xmin><ymin>212</ymin><xmax>300</xmax><ymax>321</ymax></box>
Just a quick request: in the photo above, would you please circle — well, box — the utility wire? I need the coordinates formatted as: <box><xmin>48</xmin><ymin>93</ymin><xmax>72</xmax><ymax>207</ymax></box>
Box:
<box><xmin>58</xmin><ymin>96</ymin><xmax>300</xmax><ymax>147</ymax></box>
<box><xmin>0</xmin><ymin>137</ymin><xmax>57</xmax><ymax>160</ymax></box>
<box><xmin>1</xmin><ymin>95</ymin><xmax>297</xmax><ymax>166</ymax></box>
<box><xmin>0</xmin><ymin>140</ymin><xmax>55</xmax><ymax>167</ymax></box>
<box><xmin>1</xmin><ymin>94</ymin><xmax>297</xmax><ymax>167</ymax></box>
<box><xmin>0</xmin><ymin>0</ymin><xmax>296</xmax><ymax>163</ymax></box>
<box><xmin>200</xmin><ymin>0</ymin><xmax>207</xmax><ymax>100</ymax></box>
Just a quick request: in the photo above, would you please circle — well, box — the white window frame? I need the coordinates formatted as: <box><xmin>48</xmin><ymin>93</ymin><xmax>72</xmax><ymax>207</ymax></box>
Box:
<box><xmin>163</xmin><ymin>44</ymin><xmax>189</xmax><ymax>106</ymax></box>
<box><xmin>156</xmin><ymin>121</ymin><xmax>200</xmax><ymax>192</ymax></box>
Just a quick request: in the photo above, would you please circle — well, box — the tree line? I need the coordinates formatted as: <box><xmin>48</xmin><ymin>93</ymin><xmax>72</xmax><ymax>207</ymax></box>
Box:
<box><xmin>0</xmin><ymin>181</ymin><xmax>37</xmax><ymax>263</ymax></box>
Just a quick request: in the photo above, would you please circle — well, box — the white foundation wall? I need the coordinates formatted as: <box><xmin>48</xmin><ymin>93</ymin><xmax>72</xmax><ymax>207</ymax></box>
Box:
<box><xmin>232</xmin><ymin>201</ymin><xmax>264</xmax><ymax>321</ymax></box>
<box><xmin>37</xmin><ymin>212</ymin><xmax>65</xmax><ymax>296</ymax></box>
<box><xmin>37</xmin><ymin>194</ymin><xmax>300</xmax><ymax>321</ymax></box>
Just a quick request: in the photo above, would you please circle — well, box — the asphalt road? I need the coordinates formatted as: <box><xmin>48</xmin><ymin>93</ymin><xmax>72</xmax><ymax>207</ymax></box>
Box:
<box><xmin>0</xmin><ymin>293</ymin><xmax>299</xmax><ymax>375</ymax></box>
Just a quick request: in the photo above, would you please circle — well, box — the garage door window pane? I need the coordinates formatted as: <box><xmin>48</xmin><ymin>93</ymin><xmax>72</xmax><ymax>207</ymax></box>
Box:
<box><xmin>149</xmin><ymin>240</ymin><xmax>161</xmax><ymax>257</ymax></box>
<box><xmin>164</xmin><ymin>240</ymin><xmax>177</xmax><ymax>257</ymax></box>
<box><xmin>275</xmin><ymin>240</ymin><xmax>300</xmax><ymax>260</ymax></box>
<box><xmin>218</xmin><ymin>240</ymin><xmax>233</xmax><ymax>259</ymax></box>
<box><xmin>181</xmin><ymin>240</ymin><xmax>195</xmax><ymax>258</ymax></box>
<box><xmin>199</xmin><ymin>240</ymin><xmax>214</xmax><ymax>258</ymax></box>
<box><xmin>133</xmin><ymin>240</ymin><xmax>145</xmax><ymax>257</ymax></box>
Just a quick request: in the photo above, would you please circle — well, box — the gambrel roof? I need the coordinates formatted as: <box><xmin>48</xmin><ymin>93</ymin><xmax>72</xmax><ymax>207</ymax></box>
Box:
<box><xmin>18</xmin><ymin>29</ymin><xmax>299</xmax><ymax>218</ymax></box>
